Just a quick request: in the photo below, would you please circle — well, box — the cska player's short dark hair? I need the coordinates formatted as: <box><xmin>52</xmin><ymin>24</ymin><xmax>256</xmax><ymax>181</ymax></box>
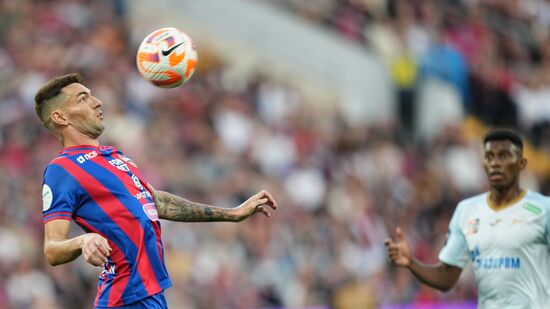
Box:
<box><xmin>34</xmin><ymin>73</ymin><xmax>83</xmax><ymax>129</ymax></box>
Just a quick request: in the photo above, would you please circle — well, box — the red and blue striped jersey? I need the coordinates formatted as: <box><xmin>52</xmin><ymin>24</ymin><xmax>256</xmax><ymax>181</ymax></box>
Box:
<box><xmin>41</xmin><ymin>145</ymin><xmax>172</xmax><ymax>307</ymax></box>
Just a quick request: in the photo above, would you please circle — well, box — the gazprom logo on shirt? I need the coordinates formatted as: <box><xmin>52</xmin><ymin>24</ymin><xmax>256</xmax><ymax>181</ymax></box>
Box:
<box><xmin>470</xmin><ymin>246</ymin><xmax>520</xmax><ymax>270</ymax></box>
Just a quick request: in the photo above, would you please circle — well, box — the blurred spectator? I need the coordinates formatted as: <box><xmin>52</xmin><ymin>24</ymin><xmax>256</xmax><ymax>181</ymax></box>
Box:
<box><xmin>269</xmin><ymin>0</ymin><xmax>550</xmax><ymax>141</ymax></box>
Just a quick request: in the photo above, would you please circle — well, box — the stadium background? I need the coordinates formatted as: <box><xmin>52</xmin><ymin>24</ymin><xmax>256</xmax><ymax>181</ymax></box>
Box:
<box><xmin>1</xmin><ymin>0</ymin><xmax>550</xmax><ymax>308</ymax></box>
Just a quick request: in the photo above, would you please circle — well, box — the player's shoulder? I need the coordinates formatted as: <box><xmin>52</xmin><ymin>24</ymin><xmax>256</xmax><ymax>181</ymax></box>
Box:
<box><xmin>42</xmin><ymin>157</ymin><xmax>80</xmax><ymax>188</ymax></box>
<box><xmin>99</xmin><ymin>145</ymin><xmax>119</xmax><ymax>153</ymax></box>
<box><xmin>447</xmin><ymin>192</ymin><xmax>488</xmax><ymax>223</ymax></box>
<box><xmin>523</xmin><ymin>190</ymin><xmax>550</xmax><ymax>210</ymax></box>
<box><xmin>440</xmin><ymin>193</ymin><xmax>483</xmax><ymax>229</ymax></box>
<box><xmin>45</xmin><ymin>153</ymin><xmax>73</xmax><ymax>170</ymax></box>
<box><xmin>456</xmin><ymin>192</ymin><xmax>489</xmax><ymax>211</ymax></box>
<box><xmin>43</xmin><ymin>155</ymin><xmax>74</xmax><ymax>179</ymax></box>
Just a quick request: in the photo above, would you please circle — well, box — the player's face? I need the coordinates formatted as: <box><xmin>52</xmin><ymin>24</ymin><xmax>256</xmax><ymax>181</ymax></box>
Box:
<box><xmin>483</xmin><ymin>140</ymin><xmax>526</xmax><ymax>191</ymax></box>
<box><xmin>61</xmin><ymin>83</ymin><xmax>105</xmax><ymax>138</ymax></box>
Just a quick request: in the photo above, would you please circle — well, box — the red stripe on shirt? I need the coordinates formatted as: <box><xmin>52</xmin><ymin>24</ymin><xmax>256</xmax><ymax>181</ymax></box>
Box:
<box><xmin>74</xmin><ymin>217</ymin><xmax>130</xmax><ymax>308</ymax></box>
<box><xmin>44</xmin><ymin>216</ymin><xmax>71</xmax><ymax>224</ymax></box>
<box><xmin>44</xmin><ymin>217</ymin><xmax>71</xmax><ymax>224</ymax></box>
<box><xmin>111</xmin><ymin>153</ymin><xmax>165</xmax><ymax>263</ymax></box>
<box><xmin>84</xmin><ymin>155</ymin><xmax>164</xmax><ymax>296</ymax></box>
<box><xmin>44</xmin><ymin>211</ymin><xmax>73</xmax><ymax>223</ymax></box>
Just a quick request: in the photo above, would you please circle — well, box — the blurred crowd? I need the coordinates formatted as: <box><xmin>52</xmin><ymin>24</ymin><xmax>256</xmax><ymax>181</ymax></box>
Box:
<box><xmin>0</xmin><ymin>0</ymin><xmax>550</xmax><ymax>309</ymax></box>
<box><xmin>271</xmin><ymin>0</ymin><xmax>550</xmax><ymax>149</ymax></box>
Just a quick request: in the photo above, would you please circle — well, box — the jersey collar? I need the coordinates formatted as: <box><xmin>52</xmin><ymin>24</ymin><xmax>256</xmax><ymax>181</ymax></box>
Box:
<box><xmin>486</xmin><ymin>189</ymin><xmax>527</xmax><ymax>211</ymax></box>
<box><xmin>60</xmin><ymin>145</ymin><xmax>114</xmax><ymax>155</ymax></box>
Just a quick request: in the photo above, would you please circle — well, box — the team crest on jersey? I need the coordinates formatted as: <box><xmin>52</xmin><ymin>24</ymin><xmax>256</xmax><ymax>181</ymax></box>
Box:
<box><xmin>466</xmin><ymin>218</ymin><xmax>480</xmax><ymax>235</ymax></box>
<box><xmin>143</xmin><ymin>203</ymin><xmax>159</xmax><ymax>221</ymax></box>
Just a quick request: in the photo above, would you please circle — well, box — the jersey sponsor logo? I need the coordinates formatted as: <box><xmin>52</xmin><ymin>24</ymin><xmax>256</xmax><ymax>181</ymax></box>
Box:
<box><xmin>466</xmin><ymin>218</ymin><xmax>480</xmax><ymax>235</ymax></box>
<box><xmin>108</xmin><ymin>158</ymin><xmax>130</xmax><ymax>172</ymax></box>
<box><xmin>470</xmin><ymin>246</ymin><xmax>520</xmax><ymax>270</ymax></box>
<box><xmin>118</xmin><ymin>154</ymin><xmax>137</xmax><ymax>167</ymax></box>
<box><xmin>474</xmin><ymin>257</ymin><xmax>521</xmax><ymax>270</ymax></box>
<box><xmin>134</xmin><ymin>191</ymin><xmax>152</xmax><ymax>200</ymax></box>
<box><xmin>131</xmin><ymin>174</ymin><xmax>144</xmax><ymax>190</ymax></box>
<box><xmin>143</xmin><ymin>203</ymin><xmax>159</xmax><ymax>221</ymax></box>
<box><xmin>76</xmin><ymin>151</ymin><xmax>98</xmax><ymax>164</ymax></box>
<box><xmin>523</xmin><ymin>203</ymin><xmax>542</xmax><ymax>215</ymax></box>
<box><xmin>511</xmin><ymin>218</ymin><xmax>525</xmax><ymax>225</ymax></box>
<box><xmin>42</xmin><ymin>184</ymin><xmax>53</xmax><ymax>211</ymax></box>
<box><xmin>489</xmin><ymin>218</ymin><xmax>502</xmax><ymax>226</ymax></box>
<box><xmin>101</xmin><ymin>263</ymin><xmax>116</xmax><ymax>275</ymax></box>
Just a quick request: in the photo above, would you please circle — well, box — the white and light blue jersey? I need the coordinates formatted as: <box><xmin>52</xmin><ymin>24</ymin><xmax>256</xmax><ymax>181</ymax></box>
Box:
<box><xmin>439</xmin><ymin>190</ymin><xmax>550</xmax><ymax>309</ymax></box>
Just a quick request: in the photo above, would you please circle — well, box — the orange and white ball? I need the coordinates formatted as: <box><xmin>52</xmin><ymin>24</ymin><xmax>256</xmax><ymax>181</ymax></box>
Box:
<box><xmin>136</xmin><ymin>27</ymin><xmax>198</xmax><ymax>88</ymax></box>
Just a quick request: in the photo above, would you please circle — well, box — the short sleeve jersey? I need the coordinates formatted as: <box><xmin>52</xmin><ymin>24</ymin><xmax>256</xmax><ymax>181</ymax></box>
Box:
<box><xmin>439</xmin><ymin>190</ymin><xmax>550</xmax><ymax>309</ymax></box>
<box><xmin>42</xmin><ymin>145</ymin><xmax>171</xmax><ymax>307</ymax></box>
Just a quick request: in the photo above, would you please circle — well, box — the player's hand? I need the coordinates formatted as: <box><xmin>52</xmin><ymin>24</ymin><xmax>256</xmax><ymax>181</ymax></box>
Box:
<box><xmin>384</xmin><ymin>227</ymin><xmax>411</xmax><ymax>267</ymax></box>
<box><xmin>146</xmin><ymin>183</ymin><xmax>159</xmax><ymax>203</ymax></box>
<box><xmin>80</xmin><ymin>233</ymin><xmax>112</xmax><ymax>267</ymax></box>
<box><xmin>233</xmin><ymin>190</ymin><xmax>278</xmax><ymax>222</ymax></box>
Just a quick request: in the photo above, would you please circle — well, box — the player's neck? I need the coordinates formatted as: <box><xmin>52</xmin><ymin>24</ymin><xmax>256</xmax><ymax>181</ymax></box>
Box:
<box><xmin>488</xmin><ymin>185</ymin><xmax>525</xmax><ymax>210</ymax></box>
<box><xmin>60</xmin><ymin>132</ymin><xmax>100</xmax><ymax>148</ymax></box>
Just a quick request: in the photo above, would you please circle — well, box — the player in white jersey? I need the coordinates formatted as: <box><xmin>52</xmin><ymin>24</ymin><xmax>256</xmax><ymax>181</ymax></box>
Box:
<box><xmin>384</xmin><ymin>129</ymin><xmax>550</xmax><ymax>309</ymax></box>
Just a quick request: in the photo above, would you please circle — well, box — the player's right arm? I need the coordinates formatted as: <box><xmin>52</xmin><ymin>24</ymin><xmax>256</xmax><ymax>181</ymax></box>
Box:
<box><xmin>384</xmin><ymin>227</ymin><xmax>462</xmax><ymax>291</ymax></box>
<box><xmin>44</xmin><ymin>220</ymin><xmax>112</xmax><ymax>266</ymax></box>
<box><xmin>42</xmin><ymin>164</ymin><xmax>111</xmax><ymax>267</ymax></box>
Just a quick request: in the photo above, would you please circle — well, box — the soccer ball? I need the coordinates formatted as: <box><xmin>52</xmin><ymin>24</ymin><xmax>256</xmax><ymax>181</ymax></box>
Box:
<box><xmin>136</xmin><ymin>27</ymin><xmax>198</xmax><ymax>88</ymax></box>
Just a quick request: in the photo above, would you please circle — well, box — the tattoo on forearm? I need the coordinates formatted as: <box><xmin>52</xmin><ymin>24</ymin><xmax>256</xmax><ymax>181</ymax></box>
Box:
<box><xmin>155</xmin><ymin>191</ymin><xmax>234</xmax><ymax>222</ymax></box>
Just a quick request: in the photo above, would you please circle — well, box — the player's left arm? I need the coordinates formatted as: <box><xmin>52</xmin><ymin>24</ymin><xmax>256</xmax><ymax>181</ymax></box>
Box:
<box><xmin>148</xmin><ymin>184</ymin><xmax>277</xmax><ymax>222</ymax></box>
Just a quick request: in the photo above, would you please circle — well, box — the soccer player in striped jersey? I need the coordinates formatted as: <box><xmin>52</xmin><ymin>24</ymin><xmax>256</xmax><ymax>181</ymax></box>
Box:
<box><xmin>385</xmin><ymin>129</ymin><xmax>550</xmax><ymax>308</ymax></box>
<box><xmin>34</xmin><ymin>73</ymin><xmax>278</xmax><ymax>309</ymax></box>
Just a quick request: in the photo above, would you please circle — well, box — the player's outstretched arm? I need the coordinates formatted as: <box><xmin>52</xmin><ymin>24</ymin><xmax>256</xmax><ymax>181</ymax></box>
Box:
<box><xmin>148</xmin><ymin>184</ymin><xmax>277</xmax><ymax>222</ymax></box>
<box><xmin>44</xmin><ymin>220</ymin><xmax>112</xmax><ymax>267</ymax></box>
<box><xmin>384</xmin><ymin>227</ymin><xmax>462</xmax><ymax>292</ymax></box>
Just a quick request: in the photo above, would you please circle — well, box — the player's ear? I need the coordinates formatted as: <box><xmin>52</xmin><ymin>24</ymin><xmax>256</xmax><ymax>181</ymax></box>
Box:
<box><xmin>519</xmin><ymin>156</ymin><xmax>527</xmax><ymax>171</ymax></box>
<box><xmin>50</xmin><ymin>110</ymin><xmax>69</xmax><ymax>126</ymax></box>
